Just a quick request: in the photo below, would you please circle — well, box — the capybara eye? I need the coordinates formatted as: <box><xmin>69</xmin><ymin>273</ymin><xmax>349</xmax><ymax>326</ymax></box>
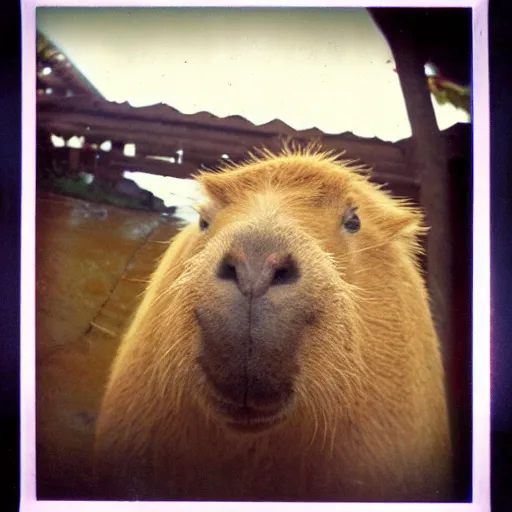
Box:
<box><xmin>343</xmin><ymin>208</ymin><xmax>361</xmax><ymax>234</ymax></box>
<box><xmin>199</xmin><ymin>218</ymin><xmax>209</xmax><ymax>231</ymax></box>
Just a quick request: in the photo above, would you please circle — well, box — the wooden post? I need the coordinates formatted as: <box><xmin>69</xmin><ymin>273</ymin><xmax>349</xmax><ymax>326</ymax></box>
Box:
<box><xmin>370</xmin><ymin>10</ymin><xmax>454</xmax><ymax>368</ymax></box>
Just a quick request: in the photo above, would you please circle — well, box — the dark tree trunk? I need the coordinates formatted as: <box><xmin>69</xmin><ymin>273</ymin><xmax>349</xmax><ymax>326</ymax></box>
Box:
<box><xmin>369</xmin><ymin>9</ymin><xmax>453</xmax><ymax>368</ymax></box>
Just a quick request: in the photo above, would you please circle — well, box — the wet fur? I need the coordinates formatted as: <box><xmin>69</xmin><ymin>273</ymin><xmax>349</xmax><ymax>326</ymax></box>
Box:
<box><xmin>94</xmin><ymin>144</ymin><xmax>453</xmax><ymax>502</ymax></box>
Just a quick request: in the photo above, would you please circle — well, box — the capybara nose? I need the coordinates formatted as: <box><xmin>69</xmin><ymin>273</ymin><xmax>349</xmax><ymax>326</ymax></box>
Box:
<box><xmin>216</xmin><ymin>249</ymin><xmax>299</xmax><ymax>299</ymax></box>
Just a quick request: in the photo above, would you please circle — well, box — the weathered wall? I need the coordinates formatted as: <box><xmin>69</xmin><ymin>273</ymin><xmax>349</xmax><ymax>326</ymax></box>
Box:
<box><xmin>36</xmin><ymin>192</ymin><xmax>180</xmax><ymax>498</ymax></box>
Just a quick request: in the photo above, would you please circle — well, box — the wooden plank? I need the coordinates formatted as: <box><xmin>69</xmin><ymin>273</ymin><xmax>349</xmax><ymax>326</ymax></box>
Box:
<box><xmin>37</xmin><ymin>96</ymin><xmax>307</xmax><ymax>137</ymax></box>
<box><xmin>37</xmin><ymin>115</ymin><xmax>268</xmax><ymax>161</ymax></box>
<box><xmin>107</xmin><ymin>155</ymin><xmax>202</xmax><ymax>180</ymax></box>
<box><xmin>37</xmin><ymin>96</ymin><xmax>405</xmax><ymax>158</ymax></box>
<box><xmin>100</xmin><ymin>153</ymin><xmax>418</xmax><ymax>198</ymax></box>
<box><xmin>37</xmin><ymin>109</ymin><xmax>277</xmax><ymax>148</ymax></box>
<box><xmin>39</xmin><ymin>116</ymin><xmax>409</xmax><ymax>178</ymax></box>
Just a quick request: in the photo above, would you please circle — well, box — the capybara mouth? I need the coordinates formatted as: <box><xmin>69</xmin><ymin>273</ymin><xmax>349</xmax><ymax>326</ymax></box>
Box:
<box><xmin>196</xmin><ymin>352</ymin><xmax>297</xmax><ymax>433</ymax></box>
<box><xmin>209</xmin><ymin>394</ymin><xmax>288</xmax><ymax>433</ymax></box>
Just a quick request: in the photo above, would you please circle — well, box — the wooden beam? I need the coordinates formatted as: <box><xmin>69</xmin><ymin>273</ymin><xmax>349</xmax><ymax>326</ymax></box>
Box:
<box><xmin>37</xmin><ymin>114</ymin><xmax>267</xmax><ymax>159</ymax></box>
<box><xmin>38</xmin><ymin>116</ymin><xmax>409</xmax><ymax>178</ymax></box>
<box><xmin>95</xmin><ymin>153</ymin><xmax>419</xmax><ymax>193</ymax></box>
<box><xmin>37</xmin><ymin>109</ymin><xmax>275</xmax><ymax>148</ymax></box>
<box><xmin>105</xmin><ymin>155</ymin><xmax>202</xmax><ymax>180</ymax></box>
<box><xmin>37</xmin><ymin>96</ymin><xmax>324</xmax><ymax>138</ymax></box>
<box><xmin>37</xmin><ymin>96</ymin><xmax>407</xmax><ymax>163</ymax></box>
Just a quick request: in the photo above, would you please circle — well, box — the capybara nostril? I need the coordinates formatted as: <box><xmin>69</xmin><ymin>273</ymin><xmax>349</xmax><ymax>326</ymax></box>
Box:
<box><xmin>216</xmin><ymin>256</ymin><xmax>239</xmax><ymax>283</ymax></box>
<box><xmin>216</xmin><ymin>249</ymin><xmax>299</xmax><ymax>298</ymax></box>
<box><xmin>269</xmin><ymin>254</ymin><xmax>299</xmax><ymax>287</ymax></box>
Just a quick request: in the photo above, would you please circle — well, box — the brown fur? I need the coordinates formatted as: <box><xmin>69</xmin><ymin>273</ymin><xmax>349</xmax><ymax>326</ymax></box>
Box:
<box><xmin>94</xmin><ymin>144</ymin><xmax>453</xmax><ymax>502</ymax></box>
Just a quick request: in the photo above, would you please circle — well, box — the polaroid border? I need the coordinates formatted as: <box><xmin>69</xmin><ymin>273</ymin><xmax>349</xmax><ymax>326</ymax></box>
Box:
<box><xmin>20</xmin><ymin>1</ymin><xmax>490</xmax><ymax>510</ymax></box>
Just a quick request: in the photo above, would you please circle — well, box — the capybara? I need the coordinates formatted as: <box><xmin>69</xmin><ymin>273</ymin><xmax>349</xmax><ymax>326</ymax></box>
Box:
<box><xmin>94</xmin><ymin>145</ymin><xmax>453</xmax><ymax>502</ymax></box>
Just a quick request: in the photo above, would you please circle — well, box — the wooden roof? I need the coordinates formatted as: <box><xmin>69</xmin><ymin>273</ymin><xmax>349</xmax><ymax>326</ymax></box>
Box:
<box><xmin>36</xmin><ymin>31</ymin><xmax>469</xmax><ymax>203</ymax></box>
<box><xmin>37</xmin><ymin>95</ymin><xmax>414</xmax><ymax>184</ymax></box>
<box><xmin>37</xmin><ymin>31</ymin><xmax>103</xmax><ymax>100</ymax></box>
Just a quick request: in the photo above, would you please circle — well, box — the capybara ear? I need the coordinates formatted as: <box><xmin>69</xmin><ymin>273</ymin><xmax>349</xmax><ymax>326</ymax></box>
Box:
<box><xmin>196</xmin><ymin>163</ymin><xmax>261</xmax><ymax>207</ymax></box>
<box><xmin>195</xmin><ymin>172</ymin><xmax>238</xmax><ymax>207</ymax></box>
<box><xmin>380</xmin><ymin>200</ymin><xmax>426</xmax><ymax>240</ymax></box>
<box><xmin>196</xmin><ymin>172</ymin><xmax>227</xmax><ymax>206</ymax></box>
<box><xmin>352</xmin><ymin>180</ymin><xmax>428</xmax><ymax>243</ymax></box>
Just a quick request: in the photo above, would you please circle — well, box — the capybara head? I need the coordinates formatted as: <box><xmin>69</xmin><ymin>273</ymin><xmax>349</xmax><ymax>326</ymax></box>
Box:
<box><xmin>140</xmin><ymin>145</ymin><xmax>428</xmax><ymax>437</ymax></box>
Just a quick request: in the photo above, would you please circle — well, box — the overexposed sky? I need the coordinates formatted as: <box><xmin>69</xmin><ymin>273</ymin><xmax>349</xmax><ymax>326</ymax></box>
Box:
<box><xmin>37</xmin><ymin>7</ymin><xmax>470</xmax><ymax>219</ymax></box>
<box><xmin>123</xmin><ymin>171</ymin><xmax>203</xmax><ymax>223</ymax></box>
<box><xmin>37</xmin><ymin>7</ymin><xmax>469</xmax><ymax>140</ymax></box>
